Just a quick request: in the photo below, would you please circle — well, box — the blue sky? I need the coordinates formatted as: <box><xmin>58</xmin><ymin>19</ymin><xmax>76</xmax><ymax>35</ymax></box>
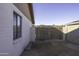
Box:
<box><xmin>33</xmin><ymin>3</ymin><xmax>79</xmax><ymax>25</ymax></box>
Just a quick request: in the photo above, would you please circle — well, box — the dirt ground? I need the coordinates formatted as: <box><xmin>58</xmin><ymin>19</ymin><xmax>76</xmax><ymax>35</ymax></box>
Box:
<box><xmin>21</xmin><ymin>40</ymin><xmax>79</xmax><ymax>56</ymax></box>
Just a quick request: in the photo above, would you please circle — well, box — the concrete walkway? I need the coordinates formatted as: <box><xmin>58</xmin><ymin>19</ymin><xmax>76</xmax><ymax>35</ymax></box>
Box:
<box><xmin>21</xmin><ymin>40</ymin><xmax>79</xmax><ymax>56</ymax></box>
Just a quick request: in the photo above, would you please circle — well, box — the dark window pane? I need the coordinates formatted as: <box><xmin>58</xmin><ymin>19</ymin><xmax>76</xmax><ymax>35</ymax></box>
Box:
<box><xmin>13</xmin><ymin>11</ymin><xmax>22</xmax><ymax>40</ymax></box>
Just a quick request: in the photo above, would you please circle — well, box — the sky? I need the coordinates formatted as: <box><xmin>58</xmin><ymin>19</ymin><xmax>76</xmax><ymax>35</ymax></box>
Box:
<box><xmin>33</xmin><ymin>3</ymin><xmax>79</xmax><ymax>25</ymax></box>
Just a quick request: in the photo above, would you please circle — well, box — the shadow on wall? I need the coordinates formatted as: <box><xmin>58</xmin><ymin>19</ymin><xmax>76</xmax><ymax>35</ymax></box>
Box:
<box><xmin>35</xmin><ymin>26</ymin><xmax>64</xmax><ymax>41</ymax></box>
<box><xmin>65</xmin><ymin>28</ymin><xmax>79</xmax><ymax>45</ymax></box>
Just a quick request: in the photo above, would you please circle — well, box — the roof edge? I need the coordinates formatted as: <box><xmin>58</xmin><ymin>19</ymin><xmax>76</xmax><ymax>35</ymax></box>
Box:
<box><xmin>28</xmin><ymin>3</ymin><xmax>35</xmax><ymax>24</ymax></box>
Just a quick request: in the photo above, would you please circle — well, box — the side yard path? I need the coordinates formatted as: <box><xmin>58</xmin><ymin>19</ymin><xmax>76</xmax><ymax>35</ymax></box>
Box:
<box><xmin>21</xmin><ymin>40</ymin><xmax>79</xmax><ymax>56</ymax></box>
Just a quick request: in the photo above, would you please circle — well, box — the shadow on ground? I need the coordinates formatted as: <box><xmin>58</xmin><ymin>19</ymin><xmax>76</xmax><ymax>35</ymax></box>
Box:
<box><xmin>21</xmin><ymin>40</ymin><xmax>79</xmax><ymax>56</ymax></box>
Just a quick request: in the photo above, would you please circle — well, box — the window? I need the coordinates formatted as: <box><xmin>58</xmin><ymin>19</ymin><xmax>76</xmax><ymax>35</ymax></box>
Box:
<box><xmin>13</xmin><ymin>11</ymin><xmax>22</xmax><ymax>40</ymax></box>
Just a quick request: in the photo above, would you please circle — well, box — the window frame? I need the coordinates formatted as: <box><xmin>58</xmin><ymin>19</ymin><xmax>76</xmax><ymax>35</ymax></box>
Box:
<box><xmin>13</xmin><ymin>11</ymin><xmax>22</xmax><ymax>40</ymax></box>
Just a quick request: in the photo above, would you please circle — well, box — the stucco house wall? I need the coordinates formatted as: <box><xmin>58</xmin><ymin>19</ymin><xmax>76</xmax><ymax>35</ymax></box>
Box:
<box><xmin>63</xmin><ymin>22</ymin><xmax>79</xmax><ymax>44</ymax></box>
<box><xmin>0</xmin><ymin>3</ymin><xmax>35</xmax><ymax>56</ymax></box>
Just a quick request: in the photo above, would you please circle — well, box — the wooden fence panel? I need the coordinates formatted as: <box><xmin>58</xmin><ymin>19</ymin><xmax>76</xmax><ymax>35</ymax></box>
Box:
<box><xmin>35</xmin><ymin>26</ymin><xmax>63</xmax><ymax>41</ymax></box>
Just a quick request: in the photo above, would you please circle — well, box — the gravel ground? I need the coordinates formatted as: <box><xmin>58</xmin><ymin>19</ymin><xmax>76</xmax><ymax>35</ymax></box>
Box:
<box><xmin>21</xmin><ymin>40</ymin><xmax>79</xmax><ymax>56</ymax></box>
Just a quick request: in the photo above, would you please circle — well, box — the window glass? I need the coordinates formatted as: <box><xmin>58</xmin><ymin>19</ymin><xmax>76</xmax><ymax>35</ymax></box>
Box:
<box><xmin>13</xmin><ymin>11</ymin><xmax>22</xmax><ymax>40</ymax></box>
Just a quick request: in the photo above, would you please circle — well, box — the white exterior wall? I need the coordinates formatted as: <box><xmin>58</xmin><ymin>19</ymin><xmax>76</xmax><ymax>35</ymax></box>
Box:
<box><xmin>0</xmin><ymin>3</ymin><xmax>35</xmax><ymax>56</ymax></box>
<box><xmin>63</xmin><ymin>24</ymin><xmax>79</xmax><ymax>44</ymax></box>
<box><xmin>30</xmin><ymin>27</ymin><xmax>36</xmax><ymax>42</ymax></box>
<box><xmin>63</xmin><ymin>25</ymin><xmax>68</xmax><ymax>40</ymax></box>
